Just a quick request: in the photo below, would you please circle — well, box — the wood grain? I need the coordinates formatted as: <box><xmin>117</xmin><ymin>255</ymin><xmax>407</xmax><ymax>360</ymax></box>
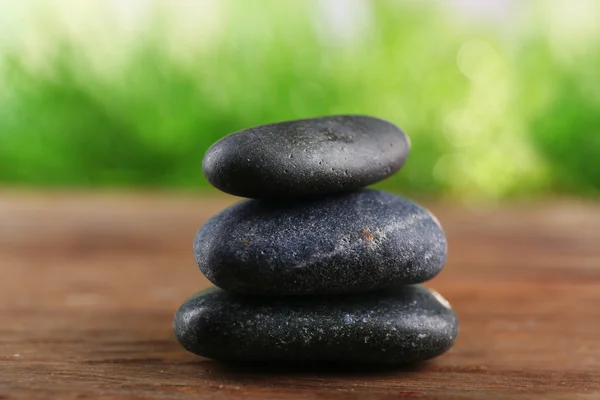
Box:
<box><xmin>1</xmin><ymin>191</ymin><xmax>599</xmax><ymax>399</ymax></box>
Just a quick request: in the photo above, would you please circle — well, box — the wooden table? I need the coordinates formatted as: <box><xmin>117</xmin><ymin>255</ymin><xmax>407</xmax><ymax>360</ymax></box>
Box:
<box><xmin>1</xmin><ymin>191</ymin><xmax>599</xmax><ymax>399</ymax></box>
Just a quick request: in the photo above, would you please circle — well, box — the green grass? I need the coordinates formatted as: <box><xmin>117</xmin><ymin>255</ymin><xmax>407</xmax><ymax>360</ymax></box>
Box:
<box><xmin>0</xmin><ymin>0</ymin><xmax>598</xmax><ymax>200</ymax></box>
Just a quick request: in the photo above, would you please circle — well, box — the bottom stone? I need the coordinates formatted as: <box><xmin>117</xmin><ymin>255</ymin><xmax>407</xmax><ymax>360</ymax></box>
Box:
<box><xmin>174</xmin><ymin>285</ymin><xmax>458</xmax><ymax>364</ymax></box>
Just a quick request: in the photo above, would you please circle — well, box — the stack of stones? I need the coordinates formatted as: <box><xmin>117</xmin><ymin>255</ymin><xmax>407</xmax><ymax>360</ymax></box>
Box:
<box><xmin>174</xmin><ymin>115</ymin><xmax>458</xmax><ymax>364</ymax></box>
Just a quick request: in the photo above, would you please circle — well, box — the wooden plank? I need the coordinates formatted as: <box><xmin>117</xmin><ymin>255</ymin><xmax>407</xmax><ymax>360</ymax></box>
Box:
<box><xmin>1</xmin><ymin>191</ymin><xmax>599</xmax><ymax>399</ymax></box>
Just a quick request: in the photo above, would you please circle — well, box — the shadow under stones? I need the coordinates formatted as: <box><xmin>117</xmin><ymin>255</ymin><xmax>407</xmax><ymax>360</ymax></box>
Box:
<box><xmin>205</xmin><ymin>359</ymin><xmax>429</xmax><ymax>378</ymax></box>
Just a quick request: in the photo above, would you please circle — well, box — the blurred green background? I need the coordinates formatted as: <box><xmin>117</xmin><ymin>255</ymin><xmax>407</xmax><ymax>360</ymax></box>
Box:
<box><xmin>0</xmin><ymin>0</ymin><xmax>598</xmax><ymax>201</ymax></box>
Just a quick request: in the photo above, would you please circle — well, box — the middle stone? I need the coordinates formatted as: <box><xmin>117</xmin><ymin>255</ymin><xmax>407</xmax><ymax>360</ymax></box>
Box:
<box><xmin>195</xmin><ymin>189</ymin><xmax>447</xmax><ymax>295</ymax></box>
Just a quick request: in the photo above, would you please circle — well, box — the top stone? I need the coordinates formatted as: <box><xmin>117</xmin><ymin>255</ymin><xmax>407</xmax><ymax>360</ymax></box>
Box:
<box><xmin>202</xmin><ymin>115</ymin><xmax>410</xmax><ymax>198</ymax></box>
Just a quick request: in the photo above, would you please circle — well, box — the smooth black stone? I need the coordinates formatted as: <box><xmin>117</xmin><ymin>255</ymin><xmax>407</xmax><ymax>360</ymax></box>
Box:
<box><xmin>194</xmin><ymin>189</ymin><xmax>447</xmax><ymax>295</ymax></box>
<box><xmin>174</xmin><ymin>285</ymin><xmax>458</xmax><ymax>364</ymax></box>
<box><xmin>202</xmin><ymin>115</ymin><xmax>410</xmax><ymax>198</ymax></box>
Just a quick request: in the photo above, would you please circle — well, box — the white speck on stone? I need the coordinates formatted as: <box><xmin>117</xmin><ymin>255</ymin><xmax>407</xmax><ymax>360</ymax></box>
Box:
<box><xmin>430</xmin><ymin>289</ymin><xmax>452</xmax><ymax>309</ymax></box>
<box><xmin>182</xmin><ymin>308</ymin><xmax>202</xmax><ymax>326</ymax></box>
<box><xmin>364</xmin><ymin>336</ymin><xmax>369</xmax><ymax>343</ymax></box>
<box><xmin>288</xmin><ymin>210</ymin><xmax>427</xmax><ymax>270</ymax></box>
<box><xmin>417</xmin><ymin>333</ymin><xmax>427</xmax><ymax>339</ymax></box>
<box><xmin>429</xmin><ymin>211</ymin><xmax>443</xmax><ymax>230</ymax></box>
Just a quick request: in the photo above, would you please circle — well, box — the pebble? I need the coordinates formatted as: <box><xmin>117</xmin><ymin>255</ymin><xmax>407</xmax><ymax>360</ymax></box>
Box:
<box><xmin>202</xmin><ymin>115</ymin><xmax>410</xmax><ymax>198</ymax></box>
<box><xmin>194</xmin><ymin>189</ymin><xmax>446</xmax><ymax>295</ymax></box>
<box><xmin>174</xmin><ymin>285</ymin><xmax>458</xmax><ymax>364</ymax></box>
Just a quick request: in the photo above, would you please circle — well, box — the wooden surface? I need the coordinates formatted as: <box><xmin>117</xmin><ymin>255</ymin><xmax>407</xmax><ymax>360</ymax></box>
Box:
<box><xmin>1</xmin><ymin>191</ymin><xmax>600</xmax><ymax>399</ymax></box>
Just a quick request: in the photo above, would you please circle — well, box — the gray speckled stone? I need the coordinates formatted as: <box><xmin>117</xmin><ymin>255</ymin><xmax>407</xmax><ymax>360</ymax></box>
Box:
<box><xmin>202</xmin><ymin>115</ymin><xmax>410</xmax><ymax>198</ymax></box>
<box><xmin>174</xmin><ymin>285</ymin><xmax>458</xmax><ymax>363</ymax></box>
<box><xmin>194</xmin><ymin>189</ymin><xmax>446</xmax><ymax>295</ymax></box>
